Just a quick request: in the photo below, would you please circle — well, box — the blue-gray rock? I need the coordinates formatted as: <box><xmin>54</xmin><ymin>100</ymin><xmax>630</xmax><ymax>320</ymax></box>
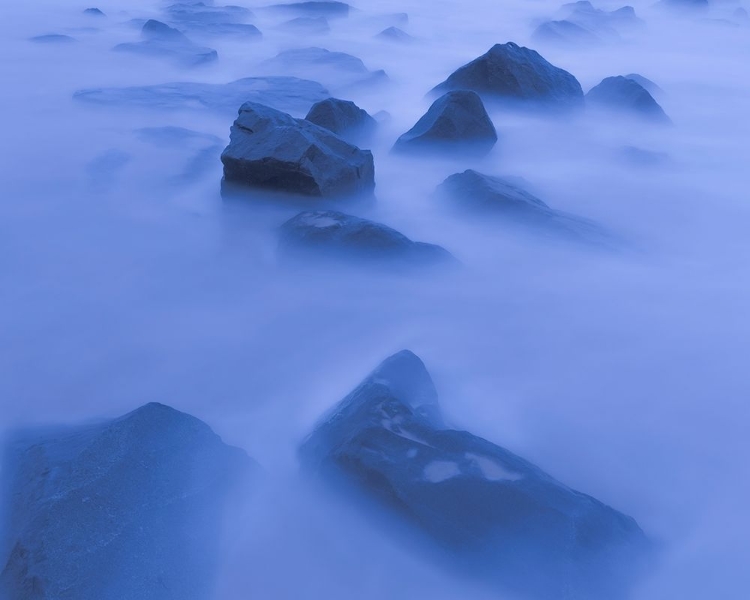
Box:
<box><xmin>113</xmin><ymin>19</ymin><xmax>218</xmax><ymax>67</ymax></box>
<box><xmin>624</xmin><ymin>73</ymin><xmax>663</xmax><ymax>95</ymax></box>
<box><xmin>617</xmin><ymin>145</ymin><xmax>670</xmax><ymax>167</ymax></box>
<box><xmin>375</xmin><ymin>26</ymin><xmax>414</xmax><ymax>43</ymax></box>
<box><xmin>393</xmin><ymin>91</ymin><xmax>497</xmax><ymax>155</ymax></box>
<box><xmin>431</xmin><ymin>42</ymin><xmax>584</xmax><ymax>108</ymax></box>
<box><xmin>299</xmin><ymin>350</ymin><xmax>650</xmax><ymax>600</ymax></box>
<box><xmin>165</xmin><ymin>2</ymin><xmax>254</xmax><ymax>24</ymax></box>
<box><xmin>0</xmin><ymin>402</ymin><xmax>256</xmax><ymax>600</ymax></box>
<box><xmin>30</xmin><ymin>34</ymin><xmax>77</xmax><ymax>43</ymax></box>
<box><xmin>83</xmin><ymin>7</ymin><xmax>105</xmax><ymax>16</ymax></box>
<box><xmin>305</xmin><ymin>98</ymin><xmax>376</xmax><ymax>142</ymax></box>
<box><xmin>74</xmin><ymin>76</ymin><xmax>329</xmax><ymax>116</ymax></box>
<box><xmin>586</xmin><ymin>76</ymin><xmax>671</xmax><ymax>123</ymax></box>
<box><xmin>435</xmin><ymin>169</ymin><xmax>608</xmax><ymax>242</ymax></box>
<box><xmin>532</xmin><ymin>20</ymin><xmax>602</xmax><ymax>46</ymax></box>
<box><xmin>185</xmin><ymin>22</ymin><xmax>262</xmax><ymax>38</ymax></box>
<box><xmin>278</xmin><ymin>16</ymin><xmax>331</xmax><ymax>34</ymax></box>
<box><xmin>221</xmin><ymin>102</ymin><xmax>374</xmax><ymax>198</ymax></box>
<box><xmin>558</xmin><ymin>1</ymin><xmax>643</xmax><ymax>33</ymax></box>
<box><xmin>278</xmin><ymin>211</ymin><xmax>454</xmax><ymax>268</ymax></box>
<box><xmin>268</xmin><ymin>1</ymin><xmax>351</xmax><ymax>18</ymax></box>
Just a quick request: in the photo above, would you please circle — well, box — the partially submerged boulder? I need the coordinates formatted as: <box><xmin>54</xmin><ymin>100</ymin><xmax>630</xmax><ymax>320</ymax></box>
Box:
<box><xmin>624</xmin><ymin>73</ymin><xmax>663</xmax><ymax>95</ymax></box>
<box><xmin>431</xmin><ymin>42</ymin><xmax>583</xmax><ymax>108</ymax></box>
<box><xmin>393</xmin><ymin>91</ymin><xmax>497</xmax><ymax>155</ymax></box>
<box><xmin>278</xmin><ymin>210</ymin><xmax>454</xmax><ymax>267</ymax></box>
<box><xmin>113</xmin><ymin>19</ymin><xmax>218</xmax><ymax>67</ymax></box>
<box><xmin>165</xmin><ymin>2</ymin><xmax>254</xmax><ymax>24</ymax></box>
<box><xmin>532</xmin><ymin>20</ymin><xmax>602</xmax><ymax>46</ymax></box>
<box><xmin>305</xmin><ymin>98</ymin><xmax>376</xmax><ymax>142</ymax></box>
<box><xmin>278</xmin><ymin>16</ymin><xmax>331</xmax><ymax>34</ymax></box>
<box><xmin>586</xmin><ymin>76</ymin><xmax>671</xmax><ymax>123</ymax></box>
<box><xmin>299</xmin><ymin>350</ymin><xmax>650</xmax><ymax>600</ymax></box>
<box><xmin>83</xmin><ymin>7</ymin><xmax>105</xmax><ymax>16</ymax></box>
<box><xmin>268</xmin><ymin>1</ymin><xmax>351</xmax><ymax>18</ymax></box>
<box><xmin>221</xmin><ymin>102</ymin><xmax>374</xmax><ymax>198</ymax></box>
<box><xmin>376</xmin><ymin>26</ymin><xmax>414</xmax><ymax>43</ymax></box>
<box><xmin>30</xmin><ymin>34</ymin><xmax>77</xmax><ymax>43</ymax></box>
<box><xmin>0</xmin><ymin>403</ymin><xmax>256</xmax><ymax>600</ymax></box>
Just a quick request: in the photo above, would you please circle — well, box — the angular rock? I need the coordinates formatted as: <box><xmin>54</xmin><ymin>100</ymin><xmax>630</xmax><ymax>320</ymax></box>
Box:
<box><xmin>221</xmin><ymin>102</ymin><xmax>374</xmax><ymax>198</ymax></box>
<box><xmin>268</xmin><ymin>1</ymin><xmax>351</xmax><ymax>18</ymax></box>
<box><xmin>435</xmin><ymin>169</ymin><xmax>607</xmax><ymax>242</ymax></box>
<box><xmin>586</xmin><ymin>76</ymin><xmax>671</xmax><ymax>123</ymax></box>
<box><xmin>393</xmin><ymin>91</ymin><xmax>497</xmax><ymax>155</ymax></box>
<box><xmin>83</xmin><ymin>7</ymin><xmax>105</xmax><ymax>16</ymax></box>
<box><xmin>113</xmin><ymin>19</ymin><xmax>218</xmax><ymax>67</ymax></box>
<box><xmin>375</xmin><ymin>26</ymin><xmax>414</xmax><ymax>43</ymax></box>
<box><xmin>299</xmin><ymin>350</ymin><xmax>650</xmax><ymax>600</ymax></box>
<box><xmin>74</xmin><ymin>76</ymin><xmax>329</xmax><ymax>116</ymax></box>
<box><xmin>0</xmin><ymin>402</ymin><xmax>256</xmax><ymax>600</ymax></box>
<box><xmin>305</xmin><ymin>98</ymin><xmax>376</xmax><ymax>142</ymax></box>
<box><xmin>431</xmin><ymin>42</ymin><xmax>584</xmax><ymax>108</ymax></box>
<box><xmin>278</xmin><ymin>210</ymin><xmax>454</xmax><ymax>267</ymax></box>
<box><xmin>278</xmin><ymin>16</ymin><xmax>331</xmax><ymax>34</ymax></box>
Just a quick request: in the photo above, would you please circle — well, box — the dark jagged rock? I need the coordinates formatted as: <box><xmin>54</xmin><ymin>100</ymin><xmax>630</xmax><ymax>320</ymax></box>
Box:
<box><xmin>624</xmin><ymin>73</ymin><xmax>663</xmax><ymax>95</ymax></box>
<box><xmin>165</xmin><ymin>2</ymin><xmax>254</xmax><ymax>24</ymax></box>
<box><xmin>431</xmin><ymin>42</ymin><xmax>583</xmax><ymax>108</ymax></box>
<box><xmin>305</xmin><ymin>98</ymin><xmax>376</xmax><ymax>142</ymax></box>
<box><xmin>74</xmin><ymin>76</ymin><xmax>329</xmax><ymax>116</ymax></box>
<box><xmin>393</xmin><ymin>91</ymin><xmax>497</xmax><ymax>155</ymax></box>
<box><xmin>586</xmin><ymin>76</ymin><xmax>671</xmax><ymax>123</ymax></box>
<box><xmin>278</xmin><ymin>16</ymin><xmax>331</xmax><ymax>34</ymax></box>
<box><xmin>30</xmin><ymin>34</ymin><xmax>77</xmax><ymax>43</ymax></box>
<box><xmin>0</xmin><ymin>403</ymin><xmax>256</xmax><ymax>600</ymax></box>
<box><xmin>278</xmin><ymin>211</ymin><xmax>454</xmax><ymax>268</ymax></box>
<box><xmin>532</xmin><ymin>20</ymin><xmax>602</xmax><ymax>46</ymax></box>
<box><xmin>83</xmin><ymin>7</ymin><xmax>105</xmax><ymax>16</ymax></box>
<box><xmin>435</xmin><ymin>169</ymin><xmax>607</xmax><ymax>242</ymax></box>
<box><xmin>221</xmin><ymin>102</ymin><xmax>374</xmax><ymax>198</ymax></box>
<box><xmin>375</xmin><ymin>26</ymin><xmax>414</xmax><ymax>43</ymax></box>
<box><xmin>269</xmin><ymin>1</ymin><xmax>351</xmax><ymax>18</ymax></box>
<box><xmin>113</xmin><ymin>19</ymin><xmax>218</xmax><ymax>67</ymax></box>
<box><xmin>300</xmin><ymin>350</ymin><xmax>650</xmax><ymax>600</ymax></box>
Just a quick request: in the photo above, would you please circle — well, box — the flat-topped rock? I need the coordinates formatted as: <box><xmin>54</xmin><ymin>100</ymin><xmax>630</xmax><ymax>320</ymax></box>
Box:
<box><xmin>278</xmin><ymin>16</ymin><xmax>330</xmax><ymax>34</ymax></box>
<box><xmin>83</xmin><ymin>7</ymin><xmax>105</xmax><ymax>16</ymax></box>
<box><xmin>532</xmin><ymin>20</ymin><xmax>602</xmax><ymax>46</ymax></box>
<box><xmin>393</xmin><ymin>90</ymin><xmax>497</xmax><ymax>155</ymax></box>
<box><xmin>30</xmin><ymin>34</ymin><xmax>77</xmax><ymax>43</ymax></box>
<box><xmin>0</xmin><ymin>403</ymin><xmax>256</xmax><ymax>600</ymax></box>
<box><xmin>305</xmin><ymin>97</ymin><xmax>376</xmax><ymax>142</ymax></box>
<box><xmin>165</xmin><ymin>2</ymin><xmax>254</xmax><ymax>24</ymax></box>
<box><xmin>221</xmin><ymin>102</ymin><xmax>374</xmax><ymax>198</ymax></box>
<box><xmin>300</xmin><ymin>350</ymin><xmax>650</xmax><ymax>599</ymax></box>
<box><xmin>113</xmin><ymin>19</ymin><xmax>218</xmax><ymax>67</ymax></box>
<box><xmin>278</xmin><ymin>210</ymin><xmax>454</xmax><ymax>268</ymax></box>
<box><xmin>431</xmin><ymin>42</ymin><xmax>583</xmax><ymax>108</ymax></box>
<box><xmin>586</xmin><ymin>76</ymin><xmax>671</xmax><ymax>123</ymax></box>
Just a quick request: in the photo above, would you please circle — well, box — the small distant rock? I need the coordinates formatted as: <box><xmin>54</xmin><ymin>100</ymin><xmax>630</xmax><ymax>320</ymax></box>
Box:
<box><xmin>586</xmin><ymin>76</ymin><xmax>671</xmax><ymax>123</ymax></box>
<box><xmin>376</xmin><ymin>26</ymin><xmax>414</xmax><ymax>42</ymax></box>
<box><xmin>431</xmin><ymin>42</ymin><xmax>583</xmax><ymax>109</ymax></box>
<box><xmin>278</xmin><ymin>210</ymin><xmax>454</xmax><ymax>268</ymax></box>
<box><xmin>30</xmin><ymin>34</ymin><xmax>77</xmax><ymax>43</ymax></box>
<box><xmin>305</xmin><ymin>97</ymin><xmax>376</xmax><ymax>142</ymax></box>
<box><xmin>113</xmin><ymin>19</ymin><xmax>218</xmax><ymax>67</ymax></box>
<box><xmin>268</xmin><ymin>1</ymin><xmax>351</xmax><ymax>18</ymax></box>
<box><xmin>278</xmin><ymin>16</ymin><xmax>331</xmax><ymax>34</ymax></box>
<box><xmin>532</xmin><ymin>20</ymin><xmax>602</xmax><ymax>46</ymax></box>
<box><xmin>221</xmin><ymin>102</ymin><xmax>374</xmax><ymax>198</ymax></box>
<box><xmin>83</xmin><ymin>7</ymin><xmax>105</xmax><ymax>16</ymax></box>
<box><xmin>393</xmin><ymin>90</ymin><xmax>497</xmax><ymax>155</ymax></box>
<box><xmin>165</xmin><ymin>2</ymin><xmax>254</xmax><ymax>24</ymax></box>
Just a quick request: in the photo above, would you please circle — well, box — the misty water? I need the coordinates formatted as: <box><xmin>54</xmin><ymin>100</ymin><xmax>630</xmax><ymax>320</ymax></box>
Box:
<box><xmin>1</xmin><ymin>0</ymin><xmax>749</xmax><ymax>598</ymax></box>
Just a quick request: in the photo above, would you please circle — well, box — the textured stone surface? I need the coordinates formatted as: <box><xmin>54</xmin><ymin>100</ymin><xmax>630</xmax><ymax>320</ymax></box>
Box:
<box><xmin>305</xmin><ymin>98</ymin><xmax>376</xmax><ymax>141</ymax></box>
<box><xmin>586</xmin><ymin>76</ymin><xmax>671</xmax><ymax>123</ymax></box>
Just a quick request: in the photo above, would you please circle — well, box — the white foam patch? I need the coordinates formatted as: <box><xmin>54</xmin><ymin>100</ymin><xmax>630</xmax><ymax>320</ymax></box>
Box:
<box><xmin>423</xmin><ymin>460</ymin><xmax>462</xmax><ymax>483</ymax></box>
<box><xmin>466</xmin><ymin>453</ymin><xmax>523</xmax><ymax>481</ymax></box>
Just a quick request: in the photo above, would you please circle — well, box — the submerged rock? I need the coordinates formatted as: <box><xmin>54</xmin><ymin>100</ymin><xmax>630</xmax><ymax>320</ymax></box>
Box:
<box><xmin>221</xmin><ymin>102</ymin><xmax>374</xmax><ymax>198</ymax></box>
<box><xmin>431</xmin><ymin>42</ymin><xmax>583</xmax><ymax>108</ymax></box>
<box><xmin>278</xmin><ymin>16</ymin><xmax>331</xmax><ymax>34</ymax></box>
<box><xmin>268</xmin><ymin>1</ymin><xmax>351</xmax><ymax>18</ymax></box>
<box><xmin>0</xmin><ymin>403</ymin><xmax>256</xmax><ymax>600</ymax></box>
<box><xmin>435</xmin><ymin>169</ymin><xmax>607</xmax><ymax>242</ymax></box>
<box><xmin>83</xmin><ymin>7</ymin><xmax>105</xmax><ymax>16</ymax></box>
<box><xmin>113</xmin><ymin>19</ymin><xmax>218</xmax><ymax>67</ymax></box>
<box><xmin>586</xmin><ymin>76</ymin><xmax>671</xmax><ymax>123</ymax></box>
<box><xmin>305</xmin><ymin>97</ymin><xmax>376</xmax><ymax>142</ymax></box>
<box><xmin>74</xmin><ymin>76</ymin><xmax>329</xmax><ymax>116</ymax></box>
<box><xmin>278</xmin><ymin>210</ymin><xmax>454</xmax><ymax>268</ymax></box>
<box><xmin>30</xmin><ymin>34</ymin><xmax>77</xmax><ymax>43</ymax></box>
<box><xmin>376</xmin><ymin>26</ymin><xmax>414</xmax><ymax>43</ymax></box>
<box><xmin>393</xmin><ymin>91</ymin><xmax>497</xmax><ymax>155</ymax></box>
<box><xmin>300</xmin><ymin>350</ymin><xmax>650</xmax><ymax>600</ymax></box>
<box><xmin>165</xmin><ymin>2</ymin><xmax>254</xmax><ymax>24</ymax></box>
<box><xmin>557</xmin><ymin>1</ymin><xmax>643</xmax><ymax>34</ymax></box>
<box><xmin>532</xmin><ymin>20</ymin><xmax>602</xmax><ymax>46</ymax></box>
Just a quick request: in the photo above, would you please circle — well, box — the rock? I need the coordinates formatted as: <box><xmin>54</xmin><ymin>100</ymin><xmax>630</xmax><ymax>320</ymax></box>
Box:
<box><xmin>657</xmin><ymin>0</ymin><xmax>708</xmax><ymax>11</ymax></box>
<box><xmin>435</xmin><ymin>169</ymin><xmax>607</xmax><ymax>242</ymax></box>
<box><xmin>29</xmin><ymin>34</ymin><xmax>77</xmax><ymax>43</ymax></box>
<box><xmin>83</xmin><ymin>7</ymin><xmax>105</xmax><ymax>16</ymax></box>
<box><xmin>165</xmin><ymin>2</ymin><xmax>254</xmax><ymax>24</ymax></box>
<box><xmin>0</xmin><ymin>403</ymin><xmax>256</xmax><ymax>600</ymax></box>
<box><xmin>113</xmin><ymin>19</ymin><xmax>218</xmax><ymax>67</ymax></box>
<box><xmin>624</xmin><ymin>73</ymin><xmax>663</xmax><ymax>95</ymax></box>
<box><xmin>184</xmin><ymin>22</ymin><xmax>262</xmax><ymax>39</ymax></box>
<box><xmin>393</xmin><ymin>91</ymin><xmax>497</xmax><ymax>155</ymax></box>
<box><xmin>268</xmin><ymin>1</ymin><xmax>351</xmax><ymax>18</ymax></box>
<box><xmin>375</xmin><ymin>26</ymin><xmax>414</xmax><ymax>43</ymax></box>
<box><xmin>431</xmin><ymin>42</ymin><xmax>584</xmax><ymax>109</ymax></box>
<box><xmin>278</xmin><ymin>16</ymin><xmax>331</xmax><ymax>34</ymax></box>
<box><xmin>220</xmin><ymin>102</ymin><xmax>374</xmax><ymax>198</ymax></box>
<box><xmin>299</xmin><ymin>350</ymin><xmax>650</xmax><ymax>600</ymax></box>
<box><xmin>532</xmin><ymin>20</ymin><xmax>602</xmax><ymax>46</ymax></box>
<box><xmin>558</xmin><ymin>1</ymin><xmax>643</xmax><ymax>33</ymax></box>
<box><xmin>74</xmin><ymin>76</ymin><xmax>329</xmax><ymax>116</ymax></box>
<box><xmin>305</xmin><ymin>98</ymin><xmax>376</xmax><ymax>142</ymax></box>
<box><xmin>617</xmin><ymin>145</ymin><xmax>670</xmax><ymax>167</ymax></box>
<box><xmin>278</xmin><ymin>210</ymin><xmax>454</xmax><ymax>268</ymax></box>
<box><xmin>586</xmin><ymin>76</ymin><xmax>671</xmax><ymax>123</ymax></box>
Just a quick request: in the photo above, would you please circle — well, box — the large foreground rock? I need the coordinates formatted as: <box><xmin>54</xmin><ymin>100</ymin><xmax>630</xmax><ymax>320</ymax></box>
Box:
<box><xmin>279</xmin><ymin>210</ymin><xmax>453</xmax><ymax>267</ymax></box>
<box><xmin>0</xmin><ymin>403</ymin><xmax>256</xmax><ymax>600</ymax></box>
<box><xmin>431</xmin><ymin>42</ymin><xmax>583</xmax><ymax>108</ymax></box>
<box><xmin>221</xmin><ymin>103</ymin><xmax>374</xmax><ymax>197</ymax></box>
<box><xmin>305</xmin><ymin>98</ymin><xmax>376</xmax><ymax>142</ymax></box>
<box><xmin>393</xmin><ymin>90</ymin><xmax>497</xmax><ymax>155</ymax></box>
<box><xmin>586</xmin><ymin>76</ymin><xmax>671</xmax><ymax>123</ymax></box>
<box><xmin>300</xmin><ymin>351</ymin><xmax>650</xmax><ymax>600</ymax></box>
<box><xmin>113</xmin><ymin>19</ymin><xmax>218</xmax><ymax>67</ymax></box>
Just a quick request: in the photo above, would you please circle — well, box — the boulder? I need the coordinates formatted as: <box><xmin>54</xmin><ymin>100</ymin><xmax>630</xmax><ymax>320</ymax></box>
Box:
<box><xmin>83</xmin><ymin>7</ymin><xmax>105</xmax><ymax>16</ymax></box>
<box><xmin>113</xmin><ymin>19</ymin><xmax>218</xmax><ymax>67</ymax></box>
<box><xmin>431</xmin><ymin>42</ymin><xmax>584</xmax><ymax>108</ymax></box>
<box><xmin>375</xmin><ymin>26</ymin><xmax>414</xmax><ymax>43</ymax></box>
<box><xmin>299</xmin><ymin>350</ymin><xmax>650</xmax><ymax>600</ymax></box>
<box><xmin>624</xmin><ymin>73</ymin><xmax>663</xmax><ymax>95</ymax></box>
<box><xmin>278</xmin><ymin>210</ymin><xmax>454</xmax><ymax>267</ymax></box>
<box><xmin>0</xmin><ymin>403</ymin><xmax>256</xmax><ymax>600</ymax></box>
<box><xmin>557</xmin><ymin>1</ymin><xmax>643</xmax><ymax>33</ymax></box>
<box><xmin>165</xmin><ymin>2</ymin><xmax>254</xmax><ymax>24</ymax></box>
<box><xmin>532</xmin><ymin>20</ymin><xmax>602</xmax><ymax>46</ymax></box>
<box><xmin>268</xmin><ymin>2</ymin><xmax>351</xmax><ymax>18</ymax></box>
<box><xmin>305</xmin><ymin>98</ymin><xmax>376</xmax><ymax>142</ymax></box>
<box><xmin>393</xmin><ymin>91</ymin><xmax>497</xmax><ymax>155</ymax></box>
<box><xmin>278</xmin><ymin>16</ymin><xmax>331</xmax><ymax>34</ymax></box>
<box><xmin>30</xmin><ymin>34</ymin><xmax>76</xmax><ymax>43</ymax></box>
<box><xmin>586</xmin><ymin>76</ymin><xmax>671</xmax><ymax>123</ymax></box>
<box><xmin>221</xmin><ymin>102</ymin><xmax>374</xmax><ymax>198</ymax></box>
<box><xmin>74</xmin><ymin>76</ymin><xmax>329</xmax><ymax>116</ymax></box>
